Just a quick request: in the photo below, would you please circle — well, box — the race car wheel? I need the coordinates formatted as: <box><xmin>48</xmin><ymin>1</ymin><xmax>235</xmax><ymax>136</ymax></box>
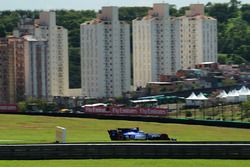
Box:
<box><xmin>160</xmin><ymin>134</ymin><xmax>169</xmax><ymax>140</ymax></box>
<box><xmin>129</xmin><ymin>135</ymin><xmax>135</xmax><ymax>139</ymax></box>
<box><xmin>117</xmin><ymin>134</ymin><xmax>124</xmax><ymax>140</ymax></box>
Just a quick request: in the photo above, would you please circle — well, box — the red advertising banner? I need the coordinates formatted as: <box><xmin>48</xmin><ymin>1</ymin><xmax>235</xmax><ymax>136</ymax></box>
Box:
<box><xmin>0</xmin><ymin>104</ymin><xmax>18</xmax><ymax>112</ymax></box>
<box><xmin>138</xmin><ymin>108</ymin><xmax>167</xmax><ymax>116</ymax></box>
<box><xmin>110</xmin><ymin>107</ymin><xmax>139</xmax><ymax>115</ymax></box>
<box><xmin>84</xmin><ymin>106</ymin><xmax>167</xmax><ymax>117</ymax></box>
<box><xmin>85</xmin><ymin>106</ymin><xmax>107</xmax><ymax>114</ymax></box>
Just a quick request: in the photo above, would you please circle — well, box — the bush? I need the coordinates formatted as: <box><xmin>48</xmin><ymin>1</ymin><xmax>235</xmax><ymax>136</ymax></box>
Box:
<box><xmin>17</xmin><ymin>101</ymin><xmax>27</xmax><ymax>112</ymax></box>
<box><xmin>185</xmin><ymin>111</ymin><xmax>192</xmax><ymax>117</ymax></box>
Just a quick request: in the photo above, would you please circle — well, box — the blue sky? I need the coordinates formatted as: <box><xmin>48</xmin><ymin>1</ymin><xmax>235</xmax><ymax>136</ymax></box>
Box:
<box><xmin>0</xmin><ymin>0</ymin><xmax>249</xmax><ymax>10</ymax></box>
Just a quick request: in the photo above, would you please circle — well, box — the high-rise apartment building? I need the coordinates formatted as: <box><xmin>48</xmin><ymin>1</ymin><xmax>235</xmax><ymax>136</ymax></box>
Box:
<box><xmin>174</xmin><ymin>4</ymin><xmax>217</xmax><ymax>69</ymax></box>
<box><xmin>80</xmin><ymin>6</ymin><xmax>131</xmax><ymax>98</ymax></box>
<box><xmin>13</xmin><ymin>18</ymin><xmax>35</xmax><ymax>37</ymax></box>
<box><xmin>133</xmin><ymin>3</ymin><xmax>173</xmax><ymax>89</ymax></box>
<box><xmin>133</xmin><ymin>3</ymin><xmax>217</xmax><ymax>89</ymax></box>
<box><xmin>14</xmin><ymin>11</ymin><xmax>69</xmax><ymax>99</ymax></box>
<box><xmin>0</xmin><ymin>38</ymin><xmax>9</xmax><ymax>103</ymax></box>
<box><xmin>7</xmin><ymin>37</ymin><xmax>25</xmax><ymax>103</ymax></box>
<box><xmin>0</xmin><ymin>37</ymin><xmax>25</xmax><ymax>103</ymax></box>
<box><xmin>33</xmin><ymin>12</ymin><xmax>69</xmax><ymax>98</ymax></box>
<box><xmin>23</xmin><ymin>36</ymin><xmax>48</xmax><ymax>99</ymax></box>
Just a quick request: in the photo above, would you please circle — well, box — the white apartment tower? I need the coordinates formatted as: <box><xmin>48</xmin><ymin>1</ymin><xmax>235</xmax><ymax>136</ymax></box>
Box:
<box><xmin>80</xmin><ymin>7</ymin><xmax>131</xmax><ymax>98</ymax></box>
<box><xmin>173</xmin><ymin>4</ymin><xmax>217</xmax><ymax>69</ymax></box>
<box><xmin>20</xmin><ymin>11</ymin><xmax>69</xmax><ymax>99</ymax></box>
<box><xmin>35</xmin><ymin>12</ymin><xmax>69</xmax><ymax>98</ymax></box>
<box><xmin>133</xmin><ymin>3</ymin><xmax>217</xmax><ymax>89</ymax></box>
<box><xmin>24</xmin><ymin>36</ymin><xmax>49</xmax><ymax>99</ymax></box>
<box><xmin>133</xmin><ymin>3</ymin><xmax>173</xmax><ymax>89</ymax></box>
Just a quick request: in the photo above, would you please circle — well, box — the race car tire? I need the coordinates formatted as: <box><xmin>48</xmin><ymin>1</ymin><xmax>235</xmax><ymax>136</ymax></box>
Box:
<box><xmin>160</xmin><ymin>134</ymin><xmax>169</xmax><ymax>140</ymax></box>
<box><xmin>129</xmin><ymin>135</ymin><xmax>135</xmax><ymax>139</ymax></box>
<box><xmin>117</xmin><ymin>134</ymin><xmax>124</xmax><ymax>140</ymax></box>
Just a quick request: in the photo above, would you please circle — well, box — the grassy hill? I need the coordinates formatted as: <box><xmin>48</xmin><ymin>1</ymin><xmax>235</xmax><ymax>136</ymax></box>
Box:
<box><xmin>0</xmin><ymin>114</ymin><xmax>250</xmax><ymax>144</ymax></box>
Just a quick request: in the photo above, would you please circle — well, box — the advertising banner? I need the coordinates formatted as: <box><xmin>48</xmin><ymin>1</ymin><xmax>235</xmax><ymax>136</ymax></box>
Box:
<box><xmin>84</xmin><ymin>106</ymin><xmax>167</xmax><ymax>117</ymax></box>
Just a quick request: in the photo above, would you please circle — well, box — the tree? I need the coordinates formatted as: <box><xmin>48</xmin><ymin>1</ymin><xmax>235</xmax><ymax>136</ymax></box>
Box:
<box><xmin>69</xmin><ymin>48</ymin><xmax>81</xmax><ymax>88</ymax></box>
<box><xmin>119</xmin><ymin>7</ymin><xmax>149</xmax><ymax>22</ymax></box>
<box><xmin>178</xmin><ymin>6</ymin><xmax>189</xmax><ymax>16</ymax></box>
<box><xmin>228</xmin><ymin>0</ymin><xmax>241</xmax><ymax>18</ymax></box>
<box><xmin>0</xmin><ymin>24</ymin><xmax>6</xmax><ymax>37</ymax></box>
<box><xmin>17</xmin><ymin>101</ymin><xmax>27</xmax><ymax>112</ymax></box>
<box><xmin>242</xmin><ymin>10</ymin><xmax>250</xmax><ymax>24</ymax></box>
<box><xmin>222</xmin><ymin>78</ymin><xmax>236</xmax><ymax>86</ymax></box>
<box><xmin>56</xmin><ymin>9</ymin><xmax>96</xmax><ymax>48</ymax></box>
<box><xmin>218</xmin><ymin>54</ymin><xmax>227</xmax><ymax>64</ymax></box>
<box><xmin>222</xmin><ymin>18</ymin><xmax>249</xmax><ymax>54</ymax></box>
<box><xmin>241</xmin><ymin>4</ymin><xmax>250</xmax><ymax>23</ymax></box>
<box><xmin>236</xmin><ymin>45</ymin><xmax>250</xmax><ymax>61</ymax></box>
<box><xmin>229</xmin><ymin>54</ymin><xmax>248</xmax><ymax>64</ymax></box>
<box><xmin>206</xmin><ymin>3</ymin><xmax>229</xmax><ymax>23</ymax></box>
<box><xmin>169</xmin><ymin>5</ymin><xmax>178</xmax><ymax>16</ymax></box>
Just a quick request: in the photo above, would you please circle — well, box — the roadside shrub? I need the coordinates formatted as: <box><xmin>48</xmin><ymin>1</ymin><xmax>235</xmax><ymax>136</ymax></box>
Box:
<box><xmin>185</xmin><ymin>111</ymin><xmax>192</xmax><ymax>117</ymax></box>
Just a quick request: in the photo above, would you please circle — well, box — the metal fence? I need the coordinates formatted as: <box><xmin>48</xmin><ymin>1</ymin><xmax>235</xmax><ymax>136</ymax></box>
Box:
<box><xmin>166</xmin><ymin>103</ymin><xmax>249</xmax><ymax>122</ymax></box>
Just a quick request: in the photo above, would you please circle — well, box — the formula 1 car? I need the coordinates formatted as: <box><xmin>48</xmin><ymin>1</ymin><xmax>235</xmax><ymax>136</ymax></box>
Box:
<box><xmin>108</xmin><ymin>127</ymin><xmax>176</xmax><ymax>141</ymax></box>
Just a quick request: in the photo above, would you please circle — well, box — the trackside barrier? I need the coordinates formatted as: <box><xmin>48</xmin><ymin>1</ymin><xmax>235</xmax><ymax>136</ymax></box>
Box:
<box><xmin>0</xmin><ymin>104</ymin><xmax>18</xmax><ymax>112</ymax></box>
<box><xmin>1</xmin><ymin>143</ymin><xmax>250</xmax><ymax>160</ymax></box>
<box><xmin>84</xmin><ymin>106</ymin><xmax>167</xmax><ymax>117</ymax></box>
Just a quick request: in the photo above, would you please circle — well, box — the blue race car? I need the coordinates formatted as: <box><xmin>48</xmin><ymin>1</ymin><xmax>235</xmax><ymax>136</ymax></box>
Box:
<box><xmin>108</xmin><ymin>127</ymin><xmax>175</xmax><ymax>141</ymax></box>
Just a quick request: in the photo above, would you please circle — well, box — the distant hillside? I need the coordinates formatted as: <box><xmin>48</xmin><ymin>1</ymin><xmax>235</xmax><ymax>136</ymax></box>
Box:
<box><xmin>0</xmin><ymin>0</ymin><xmax>249</xmax><ymax>88</ymax></box>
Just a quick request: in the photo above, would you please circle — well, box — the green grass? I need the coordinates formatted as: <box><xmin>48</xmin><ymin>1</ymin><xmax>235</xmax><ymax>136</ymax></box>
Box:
<box><xmin>1</xmin><ymin>159</ymin><xmax>250</xmax><ymax>167</ymax></box>
<box><xmin>1</xmin><ymin>114</ymin><xmax>250</xmax><ymax>166</ymax></box>
<box><xmin>0</xmin><ymin>114</ymin><xmax>250</xmax><ymax>144</ymax></box>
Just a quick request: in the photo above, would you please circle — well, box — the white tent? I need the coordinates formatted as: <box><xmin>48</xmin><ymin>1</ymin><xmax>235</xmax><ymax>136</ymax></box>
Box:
<box><xmin>197</xmin><ymin>93</ymin><xmax>208</xmax><ymax>100</ymax></box>
<box><xmin>217</xmin><ymin>90</ymin><xmax>228</xmax><ymax>98</ymax></box>
<box><xmin>217</xmin><ymin>86</ymin><xmax>250</xmax><ymax>103</ymax></box>
<box><xmin>226</xmin><ymin>89</ymin><xmax>239</xmax><ymax>103</ymax></box>
<box><xmin>238</xmin><ymin>86</ymin><xmax>248</xmax><ymax>102</ymax></box>
<box><xmin>197</xmin><ymin>93</ymin><xmax>208</xmax><ymax>107</ymax></box>
<box><xmin>186</xmin><ymin>92</ymin><xmax>198</xmax><ymax>100</ymax></box>
<box><xmin>186</xmin><ymin>92</ymin><xmax>198</xmax><ymax>106</ymax></box>
<box><xmin>186</xmin><ymin>92</ymin><xmax>208</xmax><ymax>107</ymax></box>
<box><xmin>216</xmin><ymin>90</ymin><xmax>228</xmax><ymax>103</ymax></box>
<box><xmin>246</xmin><ymin>88</ymin><xmax>250</xmax><ymax>95</ymax></box>
<box><xmin>242</xmin><ymin>87</ymin><xmax>250</xmax><ymax>96</ymax></box>
<box><xmin>226</xmin><ymin>90</ymin><xmax>233</xmax><ymax>103</ymax></box>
